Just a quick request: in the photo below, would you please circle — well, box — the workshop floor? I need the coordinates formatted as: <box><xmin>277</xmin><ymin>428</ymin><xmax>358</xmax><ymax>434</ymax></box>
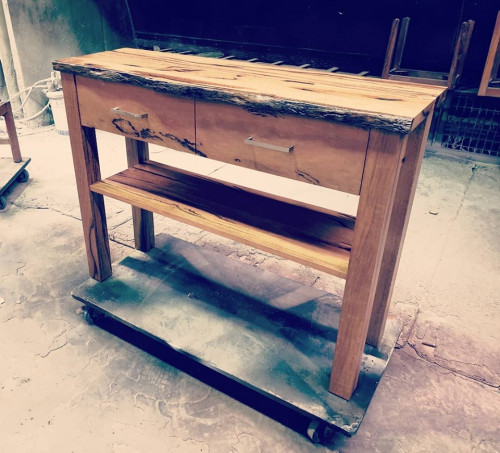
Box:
<box><xmin>0</xmin><ymin>128</ymin><xmax>499</xmax><ymax>453</ymax></box>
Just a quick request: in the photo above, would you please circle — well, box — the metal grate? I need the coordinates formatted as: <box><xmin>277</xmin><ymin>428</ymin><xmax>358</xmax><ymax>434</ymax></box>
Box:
<box><xmin>440</xmin><ymin>92</ymin><xmax>500</xmax><ymax>157</ymax></box>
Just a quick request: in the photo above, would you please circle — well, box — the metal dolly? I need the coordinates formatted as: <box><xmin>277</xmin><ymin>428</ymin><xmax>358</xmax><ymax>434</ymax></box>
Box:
<box><xmin>0</xmin><ymin>101</ymin><xmax>30</xmax><ymax>210</ymax></box>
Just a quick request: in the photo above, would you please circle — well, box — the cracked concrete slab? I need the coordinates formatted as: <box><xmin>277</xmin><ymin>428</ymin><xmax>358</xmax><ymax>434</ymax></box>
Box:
<box><xmin>0</xmin><ymin>129</ymin><xmax>499</xmax><ymax>452</ymax></box>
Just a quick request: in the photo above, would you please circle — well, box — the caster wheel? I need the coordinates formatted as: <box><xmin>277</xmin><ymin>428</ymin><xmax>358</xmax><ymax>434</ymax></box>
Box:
<box><xmin>0</xmin><ymin>196</ymin><xmax>6</xmax><ymax>210</ymax></box>
<box><xmin>81</xmin><ymin>306</ymin><xmax>96</xmax><ymax>325</ymax></box>
<box><xmin>17</xmin><ymin>169</ymin><xmax>29</xmax><ymax>183</ymax></box>
<box><xmin>306</xmin><ymin>419</ymin><xmax>323</xmax><ymax>443</ymax></box>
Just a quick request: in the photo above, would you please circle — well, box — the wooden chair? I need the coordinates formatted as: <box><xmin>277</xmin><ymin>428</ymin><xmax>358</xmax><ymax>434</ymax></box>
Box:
<box><xmin>382</xmin><ymin>17</ymin><xmax>474</xmax><ymax>90</ymax></box>
<box><xmin>478</xmin><ymin>11</ymin><xmax>500</xmax><ymax>97</ymax></box>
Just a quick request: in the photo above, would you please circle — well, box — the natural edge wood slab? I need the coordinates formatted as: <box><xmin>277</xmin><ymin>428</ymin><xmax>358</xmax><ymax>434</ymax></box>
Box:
<box><xmin>54</xmin><ymin>48</ymin><xmax>446</xmax><ymax>134</ymax></box>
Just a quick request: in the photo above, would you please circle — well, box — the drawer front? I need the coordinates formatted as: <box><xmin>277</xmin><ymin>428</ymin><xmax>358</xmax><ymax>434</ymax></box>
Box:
<box><xmin>195</xmin><ymin>101</ymin><xmax>368</xmax><ymax>194</ymax></box>
<box><xmin>76</xmin><ymin>76</ymin><xmax>196</xmax><ymax>153</ymax></box>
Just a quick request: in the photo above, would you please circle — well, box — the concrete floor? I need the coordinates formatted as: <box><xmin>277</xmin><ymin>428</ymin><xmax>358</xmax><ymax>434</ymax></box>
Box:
<box><xmin>0</xmin><ymin>128</ymin><xmax>499</xmax><ymax>452</ymax></box>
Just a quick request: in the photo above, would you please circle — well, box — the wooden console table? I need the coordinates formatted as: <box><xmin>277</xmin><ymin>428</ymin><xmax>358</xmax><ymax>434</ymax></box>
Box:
<box><xmin>54</xmin><ymin>48</ymin><xmax>444</xmax><ymax>402</ymax></box>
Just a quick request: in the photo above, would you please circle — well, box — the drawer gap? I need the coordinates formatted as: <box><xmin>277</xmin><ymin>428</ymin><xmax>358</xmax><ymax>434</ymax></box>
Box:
<box><xmin>90</xmin><ymin>161</ymin><xmax>355</xmax><ymax>279</ymax></box>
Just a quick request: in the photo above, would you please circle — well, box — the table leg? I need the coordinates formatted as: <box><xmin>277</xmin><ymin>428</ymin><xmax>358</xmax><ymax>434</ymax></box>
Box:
<box><xmin>366</xmin><ymin>114</ymin><xmax>433</xmax><ymax>347</ymax></box>
<box><xmin>0</xmin><ymin>101</ymin><xmax>22</xmax><ymax>163</ymax></box>
<box><xmin>125</xmin><ymin>137</ymin><xmax>155</xmax><ymax>252</ymax></box>
<box><xmin>329</xmin><ymin>130</ymin><xmax>407</xmax><ymax>400</ymax></box>
<box><xmin>62</xmin><ymin>73</ymin><xmax>112</xmax><ymax>281</ymax></box>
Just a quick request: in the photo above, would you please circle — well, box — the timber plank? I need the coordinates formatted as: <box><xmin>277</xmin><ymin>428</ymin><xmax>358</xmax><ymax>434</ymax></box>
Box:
<box><xmin>90</xmin><ymin>161</ymin><xmax>354</xmax><ymax>278</ymax></box>
<box><xmin>54</xmin><ymin>48</ymin><xmax>446</xmax><ymax>134</ymax></box>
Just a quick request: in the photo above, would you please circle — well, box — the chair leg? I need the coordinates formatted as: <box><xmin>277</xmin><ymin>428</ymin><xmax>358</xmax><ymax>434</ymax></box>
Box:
<box><xmin>0</xmin><ymin>101</ymin><xmax>22</xmax><ymax>163</ymax></box>
<box><xmin>382</xmin><ymin>18</ymin><xmax>400</xmax><ymax>79</ymax></box>
<box><xmin>392</xmin><ymin>17</ymin><xmax>410</xmax><ymax>72</ymax></box>
<box><xmin>448</xmin><ymin>20</ymin><xmax>475</xmax><ymax>89</ymax></box>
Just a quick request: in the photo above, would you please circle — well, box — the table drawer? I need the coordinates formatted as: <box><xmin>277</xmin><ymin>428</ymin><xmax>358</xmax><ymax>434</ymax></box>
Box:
<box><xmin>195</xmin><ymin>101</ymin><xmax>369</xmax><ymax>195</ymax></box>
<box><xmin>76</xmin><ymin>76</ymin><xmax>196</xmax><ymax>153</ymax></box>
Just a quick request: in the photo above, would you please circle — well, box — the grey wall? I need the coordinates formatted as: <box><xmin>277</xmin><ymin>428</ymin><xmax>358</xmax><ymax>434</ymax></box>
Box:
<box><xmin>1</xmin><ymin>0</ymin><xmax>135</xmax><ymax>124</ymax></box>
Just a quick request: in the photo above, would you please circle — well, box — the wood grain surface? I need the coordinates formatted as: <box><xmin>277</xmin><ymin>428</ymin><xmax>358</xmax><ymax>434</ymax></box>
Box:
<box><xmin>90</xmin><ymin>160</ymin><xmax>354</xmax><ymax>278</ymax></box>
<box><xmin>77</xmin><ymin>76</ymin><xmax>197</xmax><ymax>152</ymax></box>
<box><xmin>61</xmin><ymin>73</ymin><xmax>112</xmax><ymax>281</ymax></box>
<box><xmin>329</xmin><ymin>130</ymin><xmax>407</xmax><ymax>399</ymax></box>
<box><xmin>54</xmin><ymin>48</ymin><xmax>446</xmax><ymax>134</ymax></box>
<box><xmin>366</xmin><ymin>114</ymin><xmax>432</xmax><ymax>347</ymax></box>
<box><xmin>196</xmin><ymin>101</ymin><xmax>368</xmax><ymax>194</ymax></box>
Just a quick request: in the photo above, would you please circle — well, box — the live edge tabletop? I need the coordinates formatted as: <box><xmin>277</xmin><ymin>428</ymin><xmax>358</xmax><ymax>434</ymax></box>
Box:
<box><xmin>54</xmin><ymin>48</ymin><xmax>445</xmax><ymax>401</ymax></box>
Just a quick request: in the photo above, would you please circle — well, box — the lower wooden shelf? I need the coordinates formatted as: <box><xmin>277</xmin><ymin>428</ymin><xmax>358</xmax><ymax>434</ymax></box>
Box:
<box><xmin>91</xmin><ymin>160</ymin><xmax>354</xmax><ymax>278</ymax></box>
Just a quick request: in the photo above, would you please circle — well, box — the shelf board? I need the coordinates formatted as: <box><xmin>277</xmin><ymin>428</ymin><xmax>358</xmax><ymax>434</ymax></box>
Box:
<box><xmin>91</xmin><ymin>161</ymin><xmax>354</xmax><ymax>278</ymax></box>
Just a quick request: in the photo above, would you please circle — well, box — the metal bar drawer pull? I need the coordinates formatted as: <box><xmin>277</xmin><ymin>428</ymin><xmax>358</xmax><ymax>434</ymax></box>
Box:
<box><xmin>111</xmin><ymin>107</ymin><xmax>148</xmax><ymax>119</ymax></box>
<box><xmin>244</xmin><ymin>137</ymin><xmax>294</xmax><ymax>153</ymax></box>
